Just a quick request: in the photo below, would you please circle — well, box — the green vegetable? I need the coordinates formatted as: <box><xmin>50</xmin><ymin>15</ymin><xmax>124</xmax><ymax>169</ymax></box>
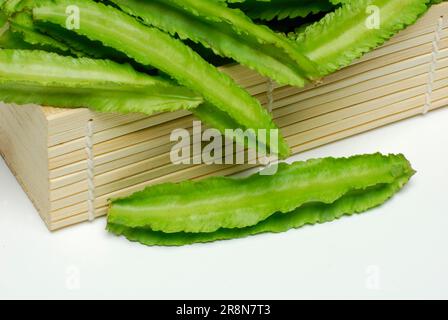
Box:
<box><xmin>4</xmin><ymin>9</ymin><xmax>79</xmax><ymax>55</ymax></box>
<box><xmin>0</xmin><ymin>49</ymin><xmax>203</xmax><ymax>114</ymax></box>
<box><xmin>1</xmin><ymin>0</ymin><xmax>77</xmax><ymax>53</ymax></box>
<box><xmin>0</xmin><ymin>26</ymin><xmax>32</xmax><ymax>49</ymax></box>
<box><xmin>166</xmin><ymin>0</ymin><xmax>319</xmax><ymax>80</ymax></box>
<box><xmin>1</xmin><ymin>0</ymin><xmax>129</xmax><ymax>60</ymax></box>
<box><xmin>35</xmin><ymin>21</ymin><xmax>131</xmax><ymax>62</ymax></box>
<box><xmin>107</xmin><ymin>153</ymin><xmax>415</xmax><ymax>246</ymax></box>
<box><xmin>233</xmin><ymin>0</ymin><xmax>335</xmax><ymax>21</ymax></box>
<box><xmin>0</xmin><ymin>0</ymin><xmax>429</xmax><ymax>247</ymax></box>
<box><xmin>32</xmin><ymin>0</ymin><xmax>290</xmax><ymax>158</ymax></box>
<box><xmin>109</xmin><ymin>0</ymin><xmax>319</xmax><ymax>87</ymax></box>
<box><xmin>295</xmin><ymin>0</ymin><xmax>432</xmax><ymax>76</ymax></box>
<box><xmin>0</xmin><ymin>11</ymin><xmax>33</xmax><ymax>49</ymax></box>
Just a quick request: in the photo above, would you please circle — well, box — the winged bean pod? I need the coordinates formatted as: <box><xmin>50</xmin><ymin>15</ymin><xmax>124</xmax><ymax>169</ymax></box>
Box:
<box><xmin>32</xmin><ymin>0</ymin><xmax>291</xmax><ymax>158</ymax></box>
<box><xmin>108</xmin><ymin>173</ymin><xmax>412</xmax><ymax>246</ymax></box>
<box><xmin>108</xmin><ymin>153</ymin><xmax>415</xmax><ymax>237</ymax></box>
<box><xmin>0</xmin><ymin>49</ymin><xmax>203</xmax><ymax>114</ymax></box>
<box><xmin>296</xmin><ymin>0</ymin><xmax>432</xmax><ymax>76</ymax></box>
<box><xmin>233</xmin><ymin>0</ymin><xmax>335</xmax><ymax>21</ymax></box>
<box><xmin>109</xmin><ymin>0</ymin><xmax>317</xmax><ymax>87</ymax></box>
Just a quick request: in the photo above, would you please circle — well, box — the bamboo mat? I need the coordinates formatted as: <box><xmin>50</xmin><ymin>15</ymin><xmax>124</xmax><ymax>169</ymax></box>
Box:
<box><xmin>1</xmin><ymin>3</ymin><xmax>447</xmax><ymax>230</ymax></box>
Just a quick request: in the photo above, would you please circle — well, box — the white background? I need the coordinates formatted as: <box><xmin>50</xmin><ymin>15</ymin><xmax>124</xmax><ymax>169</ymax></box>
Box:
<box><xmin>1</xmin><ymin>108</ymin><xmax>447</xmax><ymax>300</ymax></box>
